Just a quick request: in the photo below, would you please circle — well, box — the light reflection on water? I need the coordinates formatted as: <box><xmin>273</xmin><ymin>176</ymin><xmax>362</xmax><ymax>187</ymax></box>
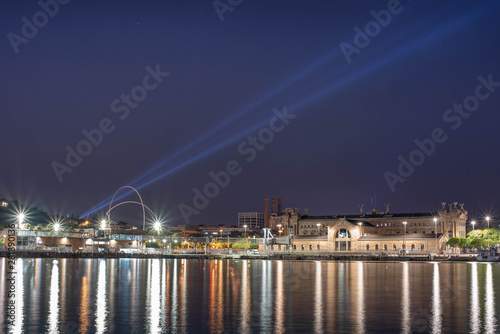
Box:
<box><xmin>401</xmin><ymin>262</ymin><xmax>410</xmax><ymax>334</ymax></box>
<box><xmin>48</xmin><ymin>260</ymin><xmax>59</xmax><ymax>334</ymax></box>
<box><xmin>95</xmin><ymin>260</ymin><xmax>107</xmax><ymax>334</ymax></box>
<box><xmin>470</xmin><ymin>262</ymin><xmax>480</xmax><ymax>334</ymax></box>
<box><xmin>3</xmin><ymin>259</ymin><xmax>500</xmax><ymax>333</ymax></box>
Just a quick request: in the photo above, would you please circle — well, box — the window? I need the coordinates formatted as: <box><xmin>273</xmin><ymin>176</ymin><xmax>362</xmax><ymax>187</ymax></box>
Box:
<box><xmin>317</xmin><ymin>245</ymin><xmax>320</xmax><ymax>250</ymax></box>
<box><xmin>301</xmin><ymin>245</ymin><xmax>304</xmax><ymax>250</ymax></box>
<box><xmin>384</xmin><ymin>244</ymin><xmax>388</xmax><ymax>251</ymax></box>
<box><xmin>414</xmin><ymin>231</ymin><xmax>417</xmax><ymax>234</ymax></box>
<box><xmin>366</xmin><ymin>245</ymin><xmax>370</xmax><ymax>250</ymax></box>
<box><xmin>335</xmin><ymin>229</ymin><xmax>350</xmax><ymax>239</ymax></box>
<box><xmin>421</xmin><ymin>244</ymin><xmax>425</xmax><ymax>251</ymax></box>
<box><xmin>309</xmin><ymin>245</ymin><xmax>312</xmax><ymax>250</ymax></box>
<box><xmin>375</xmin><ymin>244</ymin><xmax>379</xmax><ymax>250</ymax></box>
<box><xmin>129</xmin><ymin>242</ymin><xmax>132</xmax><ymax>245</ymax></box>
<box><xmin>422</xmin><ymin>231</ymin><xmax>426</xmax><ymax>234</ymax></box>
<box><xmin>397</xmin><ymin>231</ymin><xmax>400</xmax><ymax>234</ymax></box>
<box><xmin>293</xmin><ymin>245</ymin><xmax>296</xmax><ymax>250</ymax></box>
<box><xmin>393</xmin><ymin>244</ymin><xmax>397</xmax><ymax>251</ymax></box>
<box><xmin>431</xmin><ymin>230</ymin><xmax>434</xmax><ymax>234</ymax></box>
<box><xmin>411</xmin><ymin>244</ymin><xmax>415</xmax><ymax>250</ymax></box>
<box><xmin>448</xmin><ymin>231</ymin><xmax>452</xmax><ymax>237</ymax></box>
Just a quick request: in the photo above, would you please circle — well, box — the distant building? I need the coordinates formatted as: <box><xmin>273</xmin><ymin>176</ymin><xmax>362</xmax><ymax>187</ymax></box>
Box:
<box><xmin>237</xmin><ymin>212</ymin><xmax>264</xmax><ymax>230</ymax></box>
<box><xmin>278</xmin><ymin>202</ymin><xmax>467</xmax><ymax>253</ymax></box>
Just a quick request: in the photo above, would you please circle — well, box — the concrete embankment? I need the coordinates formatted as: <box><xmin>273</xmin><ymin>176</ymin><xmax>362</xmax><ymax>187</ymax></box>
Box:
<box><xmin>1</xmin><ymin>251</ymin><xmax>477</xmax><ymax>261</ymax></box>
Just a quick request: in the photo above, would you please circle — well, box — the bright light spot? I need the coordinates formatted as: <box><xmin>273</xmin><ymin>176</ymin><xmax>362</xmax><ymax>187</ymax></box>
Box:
<box><xmin>154</xmin><ymin>221</ymin><xmax>161</xmax><ymax>231</ymax></box>
<box><xmin>101</xmin><ymin>220</ymin><xmax>107</xmax><ymax>229</ymax></box>
<box><xmin>54</xmin><ymin>223</ymin><xmax>60</xmax><ymax>232</ymax></box>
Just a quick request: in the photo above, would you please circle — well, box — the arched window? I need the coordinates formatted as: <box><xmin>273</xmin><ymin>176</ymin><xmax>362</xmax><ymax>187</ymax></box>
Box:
<box><xmin>309</xmin><ymin>245</ymin><xmax>312</xmax><ymax>250</ymax></box>
<box><xmin>421</xmin><ymin>244</ymin><xmax>425</xmax><ymax>251</ymax></box>
<box><xmin>366</xmin><ymin>245</ymin><xmax>370</xmax><ymax>250</ymax></box>
<box><xmin>411</xmin><ymin>244</ymin><xmax>415</xmax><ymax>250</ymax></box>
<box><xmin>301</xmin><ymin>245</ymin><xmax>304</xmax><ymax>250</ymax></box>
<box><xmin>375</xmin><ymin>244</ymin><xmax>379</xmax><ymax>250</ymax></box>
<box><xmin>384</xmin><ymin>244</ymin><xmax>388</xmax><ymax>251</ymax></box>
<box><xmin>293</xmin><ymin>245</ymin><xmax>296</xmax><ymax>250</ymax></box>
<box><xmin>335</xmin><ymin>229</ymin><xmax>350</xmax><ymax>239</ymax></box>
<box><xmin>393</xmin><ymin>244</ymin><xmax>397</xmax><ymax>251</ymax></box>
<box><xmin>317</xmin><ymin>245</ymin><xmax>320</xmax><ymax>250</ymax></box>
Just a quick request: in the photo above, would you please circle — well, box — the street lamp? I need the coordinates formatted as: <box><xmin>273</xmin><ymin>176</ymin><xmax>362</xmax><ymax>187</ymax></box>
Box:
<box><xmin>54</xmin><ymin>223</ymin><xmax>60</xmax><ymax>232</ymax></box>
<box><xmin>277</xmin><ymin>224</ymin><xmax>282</xmax><ymax>236</ymax></box>
<box><xmin>100</xmin><ymin>219</ymin><xmax>107</xmax><ymax>230</ymax></box>
<box><xmin>471</xmin><ymin>220</ymin><xmax>476</xmax><ymax>231</ymax></box>
<box><xmin>402</xmin><ymin>221</ymin><xmax>407</xmax><ymax>253</ymax></box>
<box><xmin>154</xmin><ymin>221</ymin><xmax>161</xmax><ymax>234</ymax></box>
<box><xmin>243</xmin><ymin>225</ymin><xmax>248</xmax><ymax>253</ymax></box>
<box><xmin>486</xmin><ymin>216</ymin><xmax>491</xmax><ymax>249</ymax></box>
<box><xmin>433</xmin><ymin>217</ymin><xmax>438</xmax><ymax>254</ymax></box>
<box><xmin>17</xmin><ymin>213</ymin><xmax>25</xmax><ymax>229</ymax></box>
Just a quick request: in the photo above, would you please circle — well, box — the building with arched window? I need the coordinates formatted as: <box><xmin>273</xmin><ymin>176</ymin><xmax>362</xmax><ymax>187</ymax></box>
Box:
<box><xmin>278</xmin><ymin>202</ymin><xmax>467</xmax><ymax>253</ymax></box>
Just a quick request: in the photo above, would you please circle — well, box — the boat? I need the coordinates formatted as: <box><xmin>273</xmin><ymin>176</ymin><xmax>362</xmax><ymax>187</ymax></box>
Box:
<box><xmin>477</xmin><ymin>246</ymin><xmax>500</xmax><ymax>262</ymax></box>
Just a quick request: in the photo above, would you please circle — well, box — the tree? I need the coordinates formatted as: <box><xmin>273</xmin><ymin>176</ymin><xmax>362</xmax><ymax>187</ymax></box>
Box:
<box><xmin>446</xmin><ymin>237</ymin><xmax>461</xmax><ymax>252</ymax></box>
<box><xmin>470</xmin><ymin>238</ymin><xmax>484</xmax><ymax>249</ymax></box>
<box><xmin>145</xmin><ymin>241</ymin><xmax>160</xmax><ymax>248</ymax></box>
<box><xmin>33</xmin><ymin>226</ymin><xmax>42</xmax><ymax>231</ymax></box>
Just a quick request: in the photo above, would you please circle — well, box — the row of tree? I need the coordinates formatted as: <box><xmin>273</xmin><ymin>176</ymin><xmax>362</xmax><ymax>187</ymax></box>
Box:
<box><xmin>446</xmin><ymin>228</ymin><xmax>500</xmax><ymax>251</ymax></box>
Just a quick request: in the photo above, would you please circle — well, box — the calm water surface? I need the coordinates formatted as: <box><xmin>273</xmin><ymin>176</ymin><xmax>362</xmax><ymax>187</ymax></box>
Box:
<box><xmin>0</xmin><ymin>258</ymin><xmax>498</xmax><ymax>333</ymax></box>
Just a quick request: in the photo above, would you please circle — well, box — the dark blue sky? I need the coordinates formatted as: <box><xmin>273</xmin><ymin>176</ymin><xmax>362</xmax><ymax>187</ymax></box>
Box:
<box><xmin>1</xmin><ymin>0</ymin><xmax>500</xmax><ymax>227</ymax></box>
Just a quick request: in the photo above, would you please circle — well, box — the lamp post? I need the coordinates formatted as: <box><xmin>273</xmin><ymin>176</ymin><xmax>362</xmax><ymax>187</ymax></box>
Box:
<box><xmin>17</xmin><ymin>213</ymin><xmax>25</xmax><ymax>229</ymax></box>
<box><xmin>403</xmin><ymin>221</ymin><xmax>407</xmax><ymax>253</ymax></box>
<box><xmin>154</xmin><ymin>221</ymin><xmax>161</xmax><ymax>235</ymax></box>
<box><xmin>486</xmin><ymin>216</ymin><xmax>490</xmax><ymax>249</ymax></box>
<box><xmin>243</xmin><ymin>225</ymin><xmax>248</xmax><ymax>253</ymax></box>
<box><xmin>471</xmin><ymin>220</ymin><xmax>475</xmax><ymax>231</ymax></box>
<box><xmin>433</xmin><ymin>217</ymin><xmax>438</xmax><ymax>254</ymax></box>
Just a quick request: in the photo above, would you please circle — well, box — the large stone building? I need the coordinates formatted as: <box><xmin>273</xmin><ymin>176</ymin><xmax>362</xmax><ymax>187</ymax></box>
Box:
<box><xmin>276</xmin><ymin>201</ymin><xmax>467</xmax><ymax>253</ymax></box>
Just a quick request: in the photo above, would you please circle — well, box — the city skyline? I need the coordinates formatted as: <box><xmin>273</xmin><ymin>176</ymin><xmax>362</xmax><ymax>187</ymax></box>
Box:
<box><xmin>2</xmin><ymin>0</ymin><xmax>500</xmax><ymax>227</ymax></box>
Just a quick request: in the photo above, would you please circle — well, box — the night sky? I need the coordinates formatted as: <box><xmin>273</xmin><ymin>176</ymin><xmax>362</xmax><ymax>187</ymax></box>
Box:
<box><xmin>2</xmin><ymin>0</ymin><xmax>500</xmax><ymax>227</ymax></box>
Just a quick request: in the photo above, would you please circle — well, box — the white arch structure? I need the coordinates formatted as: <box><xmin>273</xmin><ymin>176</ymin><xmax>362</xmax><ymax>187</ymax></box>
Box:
<box><xmin>107</xmin><ymin>186</ymin><xmax>147</xmax><ymax>230</ymax></box>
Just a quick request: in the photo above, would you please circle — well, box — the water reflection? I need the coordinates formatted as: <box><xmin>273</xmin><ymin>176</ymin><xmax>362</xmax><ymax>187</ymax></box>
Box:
<box><xmin>356</xmin><ymin>262</ymin><xmax>365</xmax><ymax>334</ymax></box>
<box><xmin>313</xmin><ymin>261</ymin><xmax>323</xmax><ymax>334</ymax></box>
<box><xmin>95</xmin><ymin>260</ymin><xmax>107</xmax><ymax>334</ymax></box>
<box><xmin>261</xmin><ymin>261</ymin><xmax>272</xmax><ymax>330</ymax></box>
<box><xmin>172</xmin><ymin>259</ymin><xmax>179</xmax><ymax>330</ymax></box>
<box><xmin>48</xmin><ymin>260</ymin><xmax>59</xmax><ymax>334</ymax></box>
<box><xmin>401</xmin><ymin>262</ymin><xmax>410</xmax><ymax>334</ymax></box>
<box><xmin>470</xmin><ymin>262</ymin><xmax>480</xmax><ymax>334</ymax></box>
<box><xmin>11</xmin><ymin>259</ymin><xmax>24</xmax><ymax>334</ymax></box>
<box><xmin>484</xmin><ymin>263</ymin><xmax>496</xmax><ymax>334</ymax></box>
<box><xmin>240</xmin><ymin>260</ymin><xmax>250</xmax><ymax>334</ymax></box>
<box><xmin>275</xmin><ymin>261</ymin><xmax>285</xmax><ymax>334</ymax></box>
<box><xmin>431</xmin><ymin>263</ymin><xmax>442</xmax><ymax>334</ymax></box>
<box><xmin>149</xmin><ymin>259</ymin><xmax>161</xmax><ymax>333</ymax></box>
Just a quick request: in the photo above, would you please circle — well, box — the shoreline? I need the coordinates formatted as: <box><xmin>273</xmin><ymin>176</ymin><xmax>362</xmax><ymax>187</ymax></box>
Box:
<box><xmin>0</xmin><ymin>250</ymin><xmax>477</xmax><ymax>262</ymax></box>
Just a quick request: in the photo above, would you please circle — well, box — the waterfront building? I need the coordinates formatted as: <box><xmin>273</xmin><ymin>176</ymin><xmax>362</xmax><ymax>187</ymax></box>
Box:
<box><xmin>278</xmin><ymin>201</ymin><xmax>467</xmax><ymax>254</ymax></box>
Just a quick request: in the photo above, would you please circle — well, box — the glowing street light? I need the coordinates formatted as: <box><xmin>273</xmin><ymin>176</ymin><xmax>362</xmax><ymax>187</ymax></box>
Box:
<box><xmin>486</xmin><ymin>216</ymin><xmax>491</xmax><ymax>249</ymax></box>
<box><xmin>154</xmin><ymin>221</ymin><xmax>162</xmax><ymax>234</ymax></box>
<box><xmin>471</xmin><ymin>220</ymin><xmax>476</xmax><ymax>231</ymax></box>
<box><xmin>100</xmin><ymin>219</ymin><xmax>107</xmax><ymax>230</ymax></box>
<box><xmin>402</xmin><ymin>221</ymin><xmax>407</xmax><ymax>253</ymax></box>
<box><xmin>17</xmin><ymin>213</ymin><xmax>26</xmax><ymax>229</ymax></box>
<box><xmin>433</xmin><ymin>217</ymin><xmax>438</xmax><ymax>253</ymax></box>
<box><xmin>243</xmin><ymin>225</ymin><xmax>247</xmax><ymax>238</ymax></box>
<box><xmin>54</xmin><ymin>223</ymin><xmax>60</xmax><ymax>232</ymax></box>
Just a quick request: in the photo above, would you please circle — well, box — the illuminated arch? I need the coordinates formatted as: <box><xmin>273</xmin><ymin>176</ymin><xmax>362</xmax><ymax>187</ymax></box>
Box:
<box><xmin>107</xmin><ymin>186</ymin><xmax>146</xmax><ymax>230</ymax></box>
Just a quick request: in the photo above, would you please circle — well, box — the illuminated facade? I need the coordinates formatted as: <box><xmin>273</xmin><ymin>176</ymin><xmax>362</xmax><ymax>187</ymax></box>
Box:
<box><xmin>280</xmin><ymin>202</ymin><xmax>467</xmax><ymax>253</ymax></box>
